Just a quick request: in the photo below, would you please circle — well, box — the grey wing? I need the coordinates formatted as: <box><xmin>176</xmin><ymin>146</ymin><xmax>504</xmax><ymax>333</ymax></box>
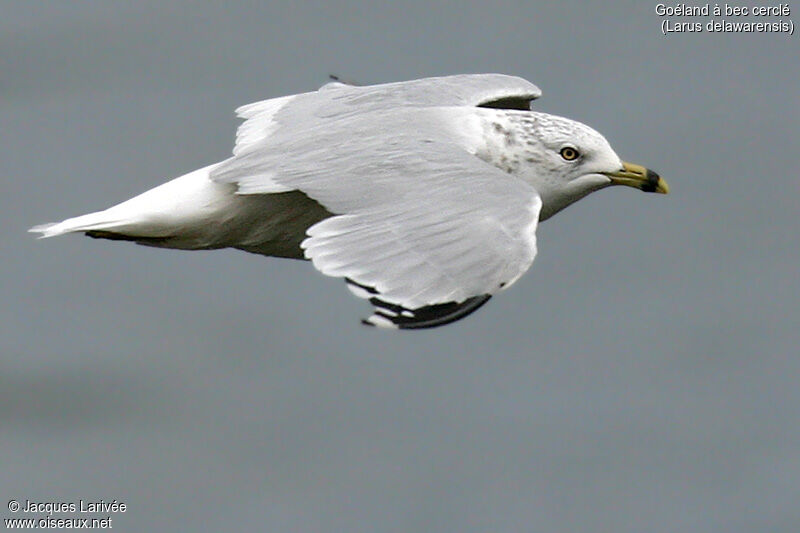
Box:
<box><xmin>217</xmin><ymin>108</ymin><xmax>541</xmax><ymax>327</ymax></box>
<box><xmin>228</xmin><ymin>74</ymin><xmax>541</xmax><ymax>159</ymax></box>
<box><xmin>313</xmin><ymin>73</ymin><xmax>542</xmax><ymax>113</ymax></box>
<box><xmin>302</xmin><ymin>179</ymin><xmax>541</xmax><ymax>328</ymax></box>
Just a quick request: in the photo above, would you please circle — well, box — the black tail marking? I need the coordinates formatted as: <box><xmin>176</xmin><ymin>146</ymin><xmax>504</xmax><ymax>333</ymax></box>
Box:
<box><xmin>84</xmin><ymin>230</ymin><xmax>171</xmax><ymax>244</ymax></box>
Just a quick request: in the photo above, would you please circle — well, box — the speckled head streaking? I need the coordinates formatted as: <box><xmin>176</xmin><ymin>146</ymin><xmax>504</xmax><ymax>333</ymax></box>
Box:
<box><xmin>30</xmin><ymin>74</ymin><xmax>668</xmax><ymax>329</ymax></box>
<box><xmin>472</xmin><ymin>109</ymin><xmax>665</xmax><ymax>221</ymax></box>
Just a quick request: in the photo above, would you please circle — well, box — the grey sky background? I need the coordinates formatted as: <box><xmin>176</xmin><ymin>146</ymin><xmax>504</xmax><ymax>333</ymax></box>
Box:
<box><xmin>2</xmin><ymin>1</ymin><xmax>798</xmax><ymax>531</ymax></box>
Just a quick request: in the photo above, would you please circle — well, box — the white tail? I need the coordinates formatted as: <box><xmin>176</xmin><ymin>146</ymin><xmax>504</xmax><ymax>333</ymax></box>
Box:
<box><xmin>28</xmin><ymin>162</ymin><xmax>329</xmax><ymax>258</ymax></box>
<box><xmin>28</xmin><ymin>164</ymin><xmax>228</xmax><ymax>242</ymax></box>
<box><xmin>29</xmin><ymin>211</ymin><xmax>130</xmax><ymax>239</ymax></box>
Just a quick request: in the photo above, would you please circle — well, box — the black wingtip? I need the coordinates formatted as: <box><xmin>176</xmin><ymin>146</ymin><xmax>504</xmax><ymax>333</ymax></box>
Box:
<box><xmin>363</xmin><ymin>294</ymin><xmax>493</xmax><ymax>330</ymax></box>
<box><xmin>477</xmin><ymin>96</ymin><xmax>534</xmax><ymax>111</ymax></box>
<box><xmin>346</xmin><ymin>279</ymin><xmax>493</xmax><ymax>330</ymax></box>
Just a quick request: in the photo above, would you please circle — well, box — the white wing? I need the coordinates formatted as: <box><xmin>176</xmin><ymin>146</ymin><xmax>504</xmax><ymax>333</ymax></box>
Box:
<box><xmin>212</xmin><ymin>75</ymin><xmax>543</xmax><ymax>328</ymax></box>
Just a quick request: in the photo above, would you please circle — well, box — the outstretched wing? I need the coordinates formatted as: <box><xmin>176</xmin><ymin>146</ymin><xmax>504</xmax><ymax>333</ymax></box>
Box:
<box><xmin>310</xmin><ymin>73</ymin><xmax>541</xmax><ymax>112</ymax></box>
<box><xmin>212</xmin><ymin>75</ymin><xmax>543</xmax><ymax>328</ymax></box>
<box><xmin>228</xmin><ymin>74</ymin><xmax>540</xmax><ymax>159</ymax></box>
<box><xmin>302</xmin><ymin>178</ymin><xmax>541</xmax><ymax>328</ymax></box>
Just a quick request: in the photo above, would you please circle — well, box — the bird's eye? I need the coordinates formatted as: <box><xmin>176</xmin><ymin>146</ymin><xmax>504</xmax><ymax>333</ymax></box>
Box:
<box><xmin>560</xmin><ymin>147</ymin><xmax>579</xmax><ymax>161</ymax></box>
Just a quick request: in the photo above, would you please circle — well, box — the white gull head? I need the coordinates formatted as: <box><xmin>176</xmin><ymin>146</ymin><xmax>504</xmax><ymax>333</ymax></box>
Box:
<box><xmin>473</xmin><ymin>109</ymin><xmax>666</xmax><ymax>220</ymax></box>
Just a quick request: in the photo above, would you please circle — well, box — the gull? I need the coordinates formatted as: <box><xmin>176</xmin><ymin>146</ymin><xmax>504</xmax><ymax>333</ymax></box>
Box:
<box><xmin>30</xmin><ymin>74</ymin><xmax>669</xmax><ymax>329</ymax></box>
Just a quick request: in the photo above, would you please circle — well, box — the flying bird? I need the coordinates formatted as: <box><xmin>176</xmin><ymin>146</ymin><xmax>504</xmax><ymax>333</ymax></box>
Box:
<box><xmin>30</xmin><ymin>74</ymin><xmax>668</xmax><ymax>329</ymax></box>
